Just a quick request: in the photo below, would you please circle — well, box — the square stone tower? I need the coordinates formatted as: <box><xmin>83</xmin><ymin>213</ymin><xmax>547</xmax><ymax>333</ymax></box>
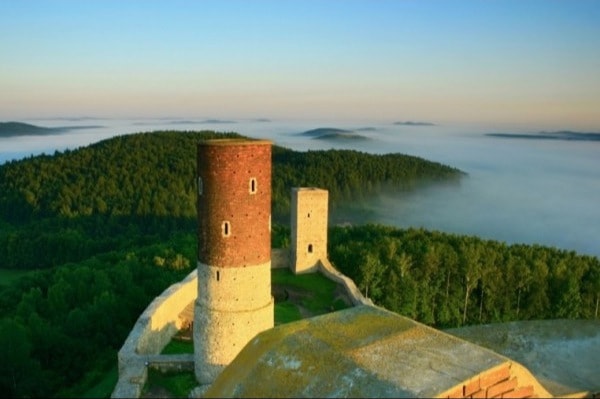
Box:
<box><xmin>194</xmin><ymin>139</ymin><xmax>274</xmax><ymax>384</ymax></box>
<box><xmin>291</xmin><ymin>187</ymin><xmax>329</xmax><ymax>274</ymax></box>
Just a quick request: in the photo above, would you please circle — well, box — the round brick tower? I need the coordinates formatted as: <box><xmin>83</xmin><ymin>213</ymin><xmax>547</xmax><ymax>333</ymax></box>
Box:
<box><xmin>193</xmin><ymin>139</ymin><xmax>274</xmax><ymax>384</ymax></box>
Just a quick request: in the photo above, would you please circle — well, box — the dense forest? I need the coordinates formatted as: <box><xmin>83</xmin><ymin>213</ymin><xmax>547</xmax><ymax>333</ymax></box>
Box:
<box><xmin>0</xmin><ymin>234</ymin><xmax>194</xmax><ymax>397</ymax></box>
<box><xmin>327</xmin><ymin>225</ymin><xmax>600</xmax><ymax>327</ymax></box>
<box><xmin>0</xmin><ymin>131</ymin><xmax>462</xmax><ymax>223</ymax></box>
<box><xmin>0</xmin><ymin>130</ymin><xmax>597</xmax><ymax>397</ymax></box>
<box><xmin>0</xmin><ymin>131</ymin><xmax>462</xmax><ymax>270</ymax></box>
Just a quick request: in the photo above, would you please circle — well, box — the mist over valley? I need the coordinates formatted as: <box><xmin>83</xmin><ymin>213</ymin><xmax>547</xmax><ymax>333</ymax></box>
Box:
<box><xmin>1</xmin><ymin>118</ymin><xmax>599</xmax><ymax>258</ymax></box>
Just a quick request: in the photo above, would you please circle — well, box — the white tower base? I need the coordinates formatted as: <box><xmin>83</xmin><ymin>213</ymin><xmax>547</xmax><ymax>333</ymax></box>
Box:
<box><xmin>193</xmin><ymin>261</ymin><xmax>274</xmax><ymax>384</ymax></box>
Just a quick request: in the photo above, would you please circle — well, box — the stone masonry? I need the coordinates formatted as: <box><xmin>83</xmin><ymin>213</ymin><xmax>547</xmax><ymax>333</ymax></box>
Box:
<box><xmin>291</xmin><ymin>187</ymin><xmax>328</xmax><ymax>274</ymax></box>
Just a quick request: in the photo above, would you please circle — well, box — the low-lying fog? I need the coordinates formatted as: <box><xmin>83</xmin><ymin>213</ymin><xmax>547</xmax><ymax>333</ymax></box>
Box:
<box><xmin>331</xmin><ymin>125</ymin><xmax>600</xmax><ymax>258</ymax></box>
<box><xmin>1</xmin><ymin>118</ymin><xmax>598</xmax><ymax>258</ymax></box>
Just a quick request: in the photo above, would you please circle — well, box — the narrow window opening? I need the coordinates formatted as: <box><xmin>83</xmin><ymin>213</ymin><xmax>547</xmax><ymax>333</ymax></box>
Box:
<box><xmin>216</xmin><ymin>271</ymin><xmax>220</xmax><ymax>281</ymax></box>
<box><xmin>198</xmin><ymin>177</ymin><xmax>203</xmax><ymax>195</ymax></box>
<box><xmin>222</xmin><ymin>221</ymin><xmax>231</xmax><ymax>237</ymax></box>
<box><xmin>308</xmin><ymin>244</ymin><xmax>313</xmax><ymax>253</ymax></box>
<box><xmin>249</xmin><ymin>177</ymin><xmax>257</xmax><ymax>194</ymax></box>
<box><xmin>307</xmin><ymin>212</ymin><xmax>311</xmax><ymax>218</ymax></box>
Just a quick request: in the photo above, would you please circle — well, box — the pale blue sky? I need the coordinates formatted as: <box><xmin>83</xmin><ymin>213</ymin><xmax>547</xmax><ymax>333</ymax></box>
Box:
<box><xmin>1</xmin><ymin>0</ymin><xmax>599</xmax><ymax>128</ymax></box>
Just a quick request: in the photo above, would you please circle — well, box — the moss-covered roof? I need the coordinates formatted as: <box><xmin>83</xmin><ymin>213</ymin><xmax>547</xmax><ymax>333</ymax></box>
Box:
<box><xmin>203</xmin><ymin>305</ymin><xmax>508</xmax><ymax>398</ymax></box>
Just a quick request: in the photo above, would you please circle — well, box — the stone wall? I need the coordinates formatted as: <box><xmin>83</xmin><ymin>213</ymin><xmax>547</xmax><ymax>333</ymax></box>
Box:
<box><xmin>318</xmin><ymin>258</ymin><xmax>373</xmax><ymax>306</ymax></box>
<box><xmin>112</xmin><ymin>269</ymin><xmax>197</xmax><ymax>398</ymax></box>
<box><xmin>271</xmin><ymin>248</ymin><xmax>290</xmax><ymax>269</ymax></box>
<box><xmin>144</xmin><ymin>354</ymin><xmax>195</xmax><ymax>373</ymax></box>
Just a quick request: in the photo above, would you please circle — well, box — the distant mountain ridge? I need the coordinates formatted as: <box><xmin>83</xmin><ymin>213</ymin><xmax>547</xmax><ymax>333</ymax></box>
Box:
<box><xmin>314</xmin><ymin>133</ymin><xmax>370</xmax><ymax>141</ymax></box>
<box><xmin>486</xmin><ymin>130</ymin><xmax>600</xmax><ymax>141</ymax></box>
<box><xmin>0</xmin><ymin>122</ymin><xmax>57</xmax><ymax>137</ymax></box>
<box><xmin>0</xmin><ymin>121</ymin><xmax>102</xmax><ymax>137</ymax></box>
<box><xmin>297</xmin><ymin>127</ymin><xmax>371</xmax><ymax>141</ymax></box>
<box><xmin>394</xmin><ymin>121</ymin><xmax>436</xmax><ymax>126</ymax></box>
<box><xmin>298</xmin><ymin>127</ymin><xmax>353</xmax><ymax>136</ymax></box>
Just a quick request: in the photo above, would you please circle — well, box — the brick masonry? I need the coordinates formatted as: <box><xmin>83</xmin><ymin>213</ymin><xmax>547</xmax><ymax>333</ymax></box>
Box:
<box><xmin>197</xmin><ymin>139</ymin><xmax>272</xmax><ymax>268</ymax></box>
<box><xmin>440</xmin><ymin>362</ymin><xmax>541</xmax><ymax>398</ymax></box>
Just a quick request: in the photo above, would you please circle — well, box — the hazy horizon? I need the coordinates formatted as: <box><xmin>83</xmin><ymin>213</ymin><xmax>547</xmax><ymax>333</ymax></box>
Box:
<box><xmin>1</xmin><ymin>1</ymin><xmax>600</xmax><ymax>130</ymax></box>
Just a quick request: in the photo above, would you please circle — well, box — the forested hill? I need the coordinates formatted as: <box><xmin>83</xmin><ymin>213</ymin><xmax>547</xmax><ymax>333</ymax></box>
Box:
<box><xmin>0</xmin><ymin>131</ymin><xmax>596</xmax><ymax>398</ymax></box>
<box><xmin>328</xmin><ymin>224</ymin><xmax>600</xmax><ymax>327</ymax></box>
<box><xmin>0</xmin><ymin>121</ymin><xmax>103</xmax><ymax>137</ymax></box>
<box><xmin>0</xmin><ymin>130</ymin><xmax>464</xmax><ymax>223</ymax></box>
<box><xmin>0</xmin><ymin>122</ymin><xmax>57</xmax><ymax>137</ymax></box>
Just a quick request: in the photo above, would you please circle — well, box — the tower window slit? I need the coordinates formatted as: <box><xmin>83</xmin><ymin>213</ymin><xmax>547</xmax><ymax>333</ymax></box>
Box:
<box><xmin>222</xmin><ymin>221</ymin><xmax>231</xmax><ymax>237</ymax></box>
<box><xmin>249</xmin><ymin>178</ymin><xmax>257</xmax><ymax>194</ymax></box>
<box><xmin>308</xmin><ymin>244</ymin><xmax>313</xmax><ymax>253</ymax></box>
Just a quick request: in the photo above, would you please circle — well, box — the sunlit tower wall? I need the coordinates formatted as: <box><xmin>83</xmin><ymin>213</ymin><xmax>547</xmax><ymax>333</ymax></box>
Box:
<box><xmin>291</xmin><ymin>187</ymin><xmax>329</xmax><ymax>274</ymax></box>
<box><xmin>194</xmin><ymin>139</ymin><xmax>274</xmax><ymax>384</ymax></box>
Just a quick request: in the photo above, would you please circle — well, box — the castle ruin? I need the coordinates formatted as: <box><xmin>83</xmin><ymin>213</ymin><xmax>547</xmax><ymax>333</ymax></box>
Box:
<box><xmin>111</xmin><ymin>137</ymin><xmax>597</xmax><ymax>398</ymax></box>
